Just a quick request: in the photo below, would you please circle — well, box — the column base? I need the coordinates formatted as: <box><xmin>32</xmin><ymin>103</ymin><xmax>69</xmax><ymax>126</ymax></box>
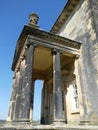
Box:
<box><xmin>6</xmin><ymin>120</ymin><xmax>31</xmax><ymax>128</ymax></box>
<box><xmin>53</xmin><ymin>120</ymin><xmax>65</xmax><ymax>125</ymax></box>
<box><xmin>11</xmin><ymin>119</ymin><xmax>31</xmax><ymax>125</ymax></box>
<box><xmin>41</xmin><ymin>117</ymin><xmax>45</xmax><ymax>124</ymax></box>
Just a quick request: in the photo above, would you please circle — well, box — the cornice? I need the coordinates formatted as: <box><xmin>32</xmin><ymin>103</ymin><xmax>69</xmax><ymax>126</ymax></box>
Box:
<box><xmin>50</xmin><ymin>0</ymin><xmax>80</xmax><ymax>33</ymax></box>
<box><xmin>12</xmin><ymin>25</ymin><xmax>81</xmax><ymax>71</ymax></box>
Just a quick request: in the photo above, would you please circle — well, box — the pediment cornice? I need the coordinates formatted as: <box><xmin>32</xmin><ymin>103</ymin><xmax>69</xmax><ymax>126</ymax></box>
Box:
<box><xmin>50</xmin><ymin>0</ymin><xmax>80</xmax><ymax>33</ymax></box>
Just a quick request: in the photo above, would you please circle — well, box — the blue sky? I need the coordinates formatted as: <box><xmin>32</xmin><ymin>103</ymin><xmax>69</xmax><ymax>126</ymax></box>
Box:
<box><xmin>0</xmin><ymin>0</ymin><xmax>67</xmax><ymax>120</ymax></box>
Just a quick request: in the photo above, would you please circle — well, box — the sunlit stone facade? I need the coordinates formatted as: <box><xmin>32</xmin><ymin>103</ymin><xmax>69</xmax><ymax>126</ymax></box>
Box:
<box><xmin>7</xmin><ymin>0</ymin><xmax>98</xmax><ymax>125</ymax></box>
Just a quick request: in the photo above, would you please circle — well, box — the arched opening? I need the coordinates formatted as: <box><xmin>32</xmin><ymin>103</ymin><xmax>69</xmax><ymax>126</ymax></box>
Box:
<box><xmin>33</xmin><ymin>80</ymin><xmax>43</xmax><ymax>123</ymax></box>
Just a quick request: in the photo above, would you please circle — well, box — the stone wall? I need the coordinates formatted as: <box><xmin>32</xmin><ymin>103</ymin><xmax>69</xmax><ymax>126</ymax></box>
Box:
<box><xmin>66</xmin><ymin>77</ymin><xmax>80</xmax><ymax>125</ymax></box>
<box><xmin>58</xmin><ymin>0</ymin><xmax>98</xmax><ymax>125</ymax></box>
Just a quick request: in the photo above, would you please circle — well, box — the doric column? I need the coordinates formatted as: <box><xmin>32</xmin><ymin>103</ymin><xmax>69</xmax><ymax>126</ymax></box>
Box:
<box><xmin>44</xmin><ymin>82</ymin><xmax>49</xmax><ymax>124</ymax></box>
<box><xmin>21</xmin><ymin>42</ymin><xmax>35</xmax><ymax>122</ymax></box>
<box><xmin>29</xmin><ymin>79</ymin><xmax>35</xmax><ymax>122</ymax></box>
<box><xmin>52</xmin><ymin>49</ymin><xmax>65</xmax><ymax>124</ymax></box>
<box><xmin>41</xmin><ymin>81</ymin><xmax>45</xmax><ymax>124</ymax></box>
<box><xmin>41</xmin><ymin>81</ymin><xmax>49</xmax><ymax>124</ymax></box>
<box><xmin>62</xmin><ymin>76</ymin><xmax>68</xmax><ymax>124</ymax></box>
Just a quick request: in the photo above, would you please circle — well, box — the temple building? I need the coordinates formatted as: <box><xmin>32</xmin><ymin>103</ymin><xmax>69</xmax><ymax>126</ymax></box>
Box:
<box><xmin>7</xmin><ymin>0</ymin><xmax>98</xmax><ymax>125</ymax></box>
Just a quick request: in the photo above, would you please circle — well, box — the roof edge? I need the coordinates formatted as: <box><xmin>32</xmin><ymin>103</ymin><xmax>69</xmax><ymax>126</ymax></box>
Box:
<box><xmin>50</xmin><ymin>0</ymin><xmax>80</xmax><ymax>33</ymax></box>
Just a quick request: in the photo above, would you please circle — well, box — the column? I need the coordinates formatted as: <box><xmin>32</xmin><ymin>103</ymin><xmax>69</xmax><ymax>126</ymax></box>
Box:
<box><xmin>44</xmin><ymin>82</ymin><xmax>49</xmax><ymax>124</ymax></box>
<box><xmin>41</xmin><ymin>81</ymin><xmax>45</xmax><ymax>124</ymax></box>
<box><xmin>22</xmin><ymin>43</ymin><xmax>35</xmax><ymax>122</ymax></box>
<box><xmin>41</xmin><ymin>81</ymin><xmax>49</xmax><ymax>124</ymax></box>
<box><xmin>48</xmin><ymin>84</ymin><xmax>53</xmax><ymax>124</ymax></box>
<box><xmin>29</xmin><ymin>79</ymin><xmax>35</xmax><ymax>122</ymax></box>
<box><xmin>62</xmin><ymin>76</ymin><xmax>68</xmax><ymax>124</ymax></box>
<box><xmin>52</xmin><ymin>49</ymin><xmax>65</xmax><ymax>124</ymax></box>
<box><xmin>16</xmin><ymin>42</ymin><xmax>35</xmax><ymax>122</ymax></box>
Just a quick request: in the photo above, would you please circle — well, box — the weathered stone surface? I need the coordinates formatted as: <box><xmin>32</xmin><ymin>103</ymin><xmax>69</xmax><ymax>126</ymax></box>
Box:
<box><xmin>58</xmin><ymin>0</ymin><xmax>98</xmax><ymax>125</ymax></box>
<box><xmin>52</xmin><ymin>50</ymin><xmax>64</xmax><ymax>123</ymax></box>
<box><xmin>7</xmin><ymin>71</ymin><xmax>20</xmax><ymax>121</ymax></box>
<box><xmin>18</xmin><ymin>44</ymin><xmax>35</xmax><ymax>121</ymax></box>
<box><xmin>2</xmin><ymin>124</ymin><xmax>98</xmax><ymax>130</ymax></box>
<box><xmin>7</xmin><ymin>0</ymin><xmax>98</xmax><ymax>126</ymax></box>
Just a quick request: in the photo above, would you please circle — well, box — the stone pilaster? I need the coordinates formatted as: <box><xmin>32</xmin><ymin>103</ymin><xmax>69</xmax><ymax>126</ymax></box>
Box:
<box><xmin>75</xmin><ymin>52</ymin><xmax>98</xmax><ymax>125</ymax></box>
<box><xmin>74</xmin><ymin>56</ymin><xmax>91</xmax><ymax>125</ymax></box>
<box><xmin>52</xmin><ymin>49</ymin><xmax>65</xmax><ymax>124</ymax></box>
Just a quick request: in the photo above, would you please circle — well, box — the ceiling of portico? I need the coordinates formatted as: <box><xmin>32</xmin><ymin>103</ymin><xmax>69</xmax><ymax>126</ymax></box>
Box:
<box><xmin>34</xmin><ymin>46</ymin><xmax>52</xmax><ymax>71</ymax></box>
<box><xmin>33</xmin><ymin>45</ymin><xmax>75</xmax><ymax>80</ymax></box>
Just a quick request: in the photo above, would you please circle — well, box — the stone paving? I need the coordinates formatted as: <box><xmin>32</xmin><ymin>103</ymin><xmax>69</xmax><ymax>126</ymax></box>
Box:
<box><xmin>1</xmin><ymin>123</ymin><xmax>98</xmax><ymax>130</ymax></box>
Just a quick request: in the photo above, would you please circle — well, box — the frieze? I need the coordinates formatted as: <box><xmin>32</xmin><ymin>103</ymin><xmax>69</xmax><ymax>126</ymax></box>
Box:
<box><xmin>12</xmin><ymin>25</ymin><xmax>81</xmax><ymax>71</ymax></box>
<box><xmin>26</xmin><ymin>26</ymin><xmax>81</xmax><ymax>49</ymax></box>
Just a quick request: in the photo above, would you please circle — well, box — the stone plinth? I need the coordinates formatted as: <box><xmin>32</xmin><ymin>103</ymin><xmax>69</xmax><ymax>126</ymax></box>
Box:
<box><xmin>1</xmin><ymin>124</ymin><xmax>98</xmax><ymax>130</ymax></box>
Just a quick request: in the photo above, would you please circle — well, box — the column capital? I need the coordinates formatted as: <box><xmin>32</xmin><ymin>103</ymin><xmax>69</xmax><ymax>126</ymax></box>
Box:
<box><xmin>52</xmin><ymin>49</ymin><xmax>57</xmax><ymax>55</ymax></box>
<box><xmin>51</xmin><ymin>48</ymin><xmax>62</xmax><ymax>55</ymax></box>
<box><xmin>26</xmin><ymin>41</ymin><xmax>37</xmax><ymax>48</ymax></box>
<box><xmin>75</xmin><ymin>54</ymin><xmax>80</xmax><ymax>60</ymax></box>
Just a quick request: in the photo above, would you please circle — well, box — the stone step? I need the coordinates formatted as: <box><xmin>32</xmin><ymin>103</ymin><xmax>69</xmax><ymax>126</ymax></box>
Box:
<box><xmin>1</xmin><ymin>125</ymin><xmax>98</xmax><ymax>130</ymax></box>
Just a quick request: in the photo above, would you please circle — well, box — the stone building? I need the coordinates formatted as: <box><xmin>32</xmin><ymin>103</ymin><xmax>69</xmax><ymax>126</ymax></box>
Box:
<box><xmin>7</xmin><ymin>0</ymin><xmax>98</xmax><ymax>125</ymax></box>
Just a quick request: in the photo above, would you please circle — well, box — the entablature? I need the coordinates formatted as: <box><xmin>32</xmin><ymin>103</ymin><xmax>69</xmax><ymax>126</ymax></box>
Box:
<box><xmin>12</xmin><ymin>25</ymin><xmax>81</xmax><ymax>71</ymax></box>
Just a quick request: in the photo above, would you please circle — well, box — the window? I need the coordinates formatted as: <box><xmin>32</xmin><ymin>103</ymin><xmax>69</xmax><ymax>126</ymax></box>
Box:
<box><xmin>73</xmin><ymin>84</ymin><xmax>79</xmax><ymax>109</ymax></box>
<box><xmin>71</xmin><ymin>84</ymin><xmax>79</xmax><ymax>110</ymax></box>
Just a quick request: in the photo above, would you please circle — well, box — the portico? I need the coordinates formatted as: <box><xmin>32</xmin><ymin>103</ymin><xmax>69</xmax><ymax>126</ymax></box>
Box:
<box><xmin>7</xmin><ymin>13</ymin><xmax>81</xmax><ymax>124</ymax></box>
